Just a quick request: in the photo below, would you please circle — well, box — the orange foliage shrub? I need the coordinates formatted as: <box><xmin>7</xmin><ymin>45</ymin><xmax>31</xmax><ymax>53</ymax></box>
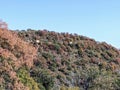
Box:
<box><xmin>0</xmin><ymin>21</ymin><xmax>37</xmax><ymax>68</ymax></box>
<box><xmin>0</xmin><ymin>48</ymin><xmax>17</xmax><ymax>60</ymax></box>
<box><xmin>0</xmin><ymin>20</ymin><xmax>37</xmax><ymax>90</ymax></box>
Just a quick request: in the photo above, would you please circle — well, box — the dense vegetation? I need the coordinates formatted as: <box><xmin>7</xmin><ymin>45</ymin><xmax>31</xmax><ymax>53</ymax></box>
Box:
<box><xmin>0</xmin><ymin>21</ymin><xmax>120</xmax><ymax>90</ymax></box>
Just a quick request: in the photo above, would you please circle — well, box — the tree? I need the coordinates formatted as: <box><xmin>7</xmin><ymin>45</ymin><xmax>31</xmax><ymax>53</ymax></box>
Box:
<box><xmin>0</xmin><ymin>20</ymin><xmax>8</xmax><ymax>29</ymax></box>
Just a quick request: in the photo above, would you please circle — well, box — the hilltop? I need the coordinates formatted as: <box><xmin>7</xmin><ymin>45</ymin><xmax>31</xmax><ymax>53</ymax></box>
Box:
<box><xmin>0</xmin><ymin>27</ymin><xmax>120</xmax><ymax>90</ymax></box>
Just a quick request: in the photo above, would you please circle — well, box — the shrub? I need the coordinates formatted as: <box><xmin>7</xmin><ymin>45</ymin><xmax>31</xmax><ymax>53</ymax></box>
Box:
<box><xmin>0</xmin><ymin>56</ymin><xmax>4</xmax><ymax>62</ymax></box>
<box><xmin>30</xmin><ymin>68</ymin><xmax>55</xmax><ymax>90</ymax></box>
<box><xmin>115</xmin><ymin>78</ymin><xmax>120</xmax><ymax>89</ymax></box>
<box><xmin>17</xmin><ymin>67</ymin><xmax>39</xmax><ymax>90</ymax></box>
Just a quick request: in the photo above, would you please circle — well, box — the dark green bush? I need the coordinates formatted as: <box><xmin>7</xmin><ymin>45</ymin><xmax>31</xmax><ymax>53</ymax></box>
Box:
<box><xmin>30</xmin><ymin>68</ymin><xmax>55</xmax><ymax>90</ymax></box>
<box><xmin>0</xmin><ymin>56</ymin><xmax>4</xmax><ymax>62</ymax></box>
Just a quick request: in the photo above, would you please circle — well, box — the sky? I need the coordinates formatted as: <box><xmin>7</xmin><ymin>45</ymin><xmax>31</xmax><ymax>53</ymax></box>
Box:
<box><xmin>0</xmin><ymin>0</ymin><xmax>120</xmax><ymax>48</ymax></box>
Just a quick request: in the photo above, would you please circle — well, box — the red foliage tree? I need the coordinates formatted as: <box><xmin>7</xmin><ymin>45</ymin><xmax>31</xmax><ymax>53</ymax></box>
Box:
<box><xmin>0</xmin><ymin>20</ymin><xmax>8</xmax><ymax>29</ymax></box>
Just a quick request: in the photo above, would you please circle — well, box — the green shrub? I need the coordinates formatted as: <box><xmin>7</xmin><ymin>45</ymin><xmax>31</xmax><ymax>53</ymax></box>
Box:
<box><xmin>115</xmin><ymin>78</ymin><xmax>120</xmax><ymax>89</ymax></box>
<box><xmin>0</xmin><ymin>56</ymin><xmax>4</xmax><ymax>62</ymax></box>
<box><xmin>42</xmin><ymin>52</ymin><xmax>54</xmax><ymax>60</ymax></box>
<box><xmin>17</xmin><ymin>67</ymin><xmax>39</xmax><ymax>90</ymax></box>
<box><xmin>54</xmin><ymin>43</ymin><xmax>60</xmax><ymax>51</ymax></box>
<box><xmin>30</xmin><ymin>68</ymin><xmax>55</xmax><ymax>90</ymax></box>
<box><xmin>1</xmin><ymin>73</ymin><xmax>12</xmax><ymax>90</ymax></box>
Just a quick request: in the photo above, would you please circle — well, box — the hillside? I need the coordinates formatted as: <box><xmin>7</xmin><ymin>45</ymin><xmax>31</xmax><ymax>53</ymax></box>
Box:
<box><xmin>0</xmin><ymin>28</ymin><xmax>120</xmax><ymax>90</ymax></box>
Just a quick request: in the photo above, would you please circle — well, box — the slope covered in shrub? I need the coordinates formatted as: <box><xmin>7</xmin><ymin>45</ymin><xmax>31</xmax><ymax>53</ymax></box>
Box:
<box><xmin>17</xmin><ymin>29</ymin><xmax>120</xmax><ymax>90</ymax></box>
<box><xmin>0</xmin><ymin>20</ymin><xmax>120</xmax><ymax>90</ymax></box>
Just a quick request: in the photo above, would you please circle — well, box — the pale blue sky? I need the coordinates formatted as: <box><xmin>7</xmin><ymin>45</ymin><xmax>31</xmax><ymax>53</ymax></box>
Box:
<box><xmin>0</xmin><ymin>0</ymin><xmax>120</xmax><ymax>48</ymax></box>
